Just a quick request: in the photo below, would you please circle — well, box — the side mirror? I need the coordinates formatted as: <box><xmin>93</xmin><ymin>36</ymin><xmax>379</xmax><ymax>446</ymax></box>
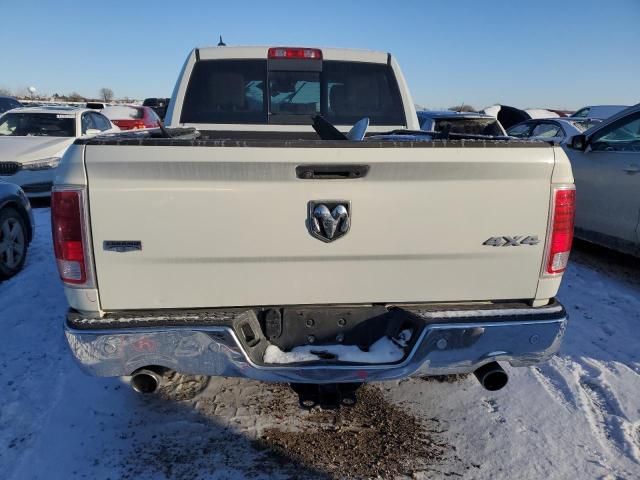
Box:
<box><xmin>85</xmin><ymin>128</ymin><xmax>102</xmax><ymax>136</ymax></box>
<box><xmin>569</xmin><ymin>134</ymin><xmax>588</xmax><ymax>151</ymax></box>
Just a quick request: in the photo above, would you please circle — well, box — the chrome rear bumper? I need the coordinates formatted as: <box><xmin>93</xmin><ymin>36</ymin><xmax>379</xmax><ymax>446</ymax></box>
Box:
<box><xmin>65</xmin><ymin>302</ymin><xmax>567</xmax><ymax>383</ymax></box>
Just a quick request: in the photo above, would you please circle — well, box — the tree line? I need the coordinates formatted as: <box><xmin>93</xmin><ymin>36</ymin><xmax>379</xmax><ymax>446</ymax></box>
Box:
<box><xmin>0</xmin><ymin>86</ymin><xmax>131</xmax><ymax>103</ymax></box>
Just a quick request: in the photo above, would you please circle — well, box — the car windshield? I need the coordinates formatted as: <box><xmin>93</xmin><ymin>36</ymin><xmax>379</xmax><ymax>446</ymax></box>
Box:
<box><xmin>434</xmin><ymin>117</ymin><xmax>503</xmax><ymax>136</ymax></box>
<box><xmin>591</xmin><ymin>115</ymin><xmax>640</xmax><ymax>151</ymax></box>
<box><xmin>0</xmin><ymin>112</ymin><xmax>76</xmax><ymax>137</ymax></box>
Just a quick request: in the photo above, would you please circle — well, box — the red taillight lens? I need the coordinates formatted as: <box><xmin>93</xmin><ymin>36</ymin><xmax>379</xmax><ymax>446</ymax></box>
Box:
<box><xmin>268</xmin><ymin>47</ymin><xmax>322</xmax><ymax>60</ymax></box>
<box><xmin>545</xmin><ymin>187</ymin><xmax>576</xmax><ymax>274</ymax></box>
<box><xmin>52</xmin><ymin>189</ymin><xmax>88</xmax><ymax>285</ymax></box>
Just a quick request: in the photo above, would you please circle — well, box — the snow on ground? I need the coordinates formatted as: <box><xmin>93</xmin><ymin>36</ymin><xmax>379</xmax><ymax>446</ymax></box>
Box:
<box><xmin>0</xmin><ymin>208</ymin><xmax>638</xmax><ymax>479</ymax></box>
<box><xmin>263</xmin><ymin>331</ymin><xmax>408</xmax><ymax>364</ymax></box>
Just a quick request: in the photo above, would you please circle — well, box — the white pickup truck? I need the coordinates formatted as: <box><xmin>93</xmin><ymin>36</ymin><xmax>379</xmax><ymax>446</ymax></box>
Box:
<box><xmin>56</xmin><ymin>46</ymin><xmax>574</xmax><ymax>407</ymax></box>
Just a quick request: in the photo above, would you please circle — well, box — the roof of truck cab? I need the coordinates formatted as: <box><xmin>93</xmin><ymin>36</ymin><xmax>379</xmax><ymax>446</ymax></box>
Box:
<box><xmin>195</xmin><ymin>46</ymin><xmax>390</xmax><ymax>63</ymax></box>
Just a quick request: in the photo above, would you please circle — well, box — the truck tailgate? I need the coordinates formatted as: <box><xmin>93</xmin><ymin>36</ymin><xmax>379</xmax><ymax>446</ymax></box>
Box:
<box><xmin>84</xmin><ymin>142</ymin><xmax>554</xmax><ymax>310</ymax></box>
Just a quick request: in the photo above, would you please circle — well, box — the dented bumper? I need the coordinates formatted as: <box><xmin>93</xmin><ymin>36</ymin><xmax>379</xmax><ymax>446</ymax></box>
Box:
<box><xmin>64</xmin><ymin>301</ymin><xmax>567</xmax><ymax>384</ymax></box>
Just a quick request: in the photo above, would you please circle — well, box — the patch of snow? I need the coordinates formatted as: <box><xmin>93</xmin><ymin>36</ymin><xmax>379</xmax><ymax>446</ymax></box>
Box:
<box><xmin>264</xmin><ymin>335</ymin><xmax>406</xmax><ymax>364</ymax></box>
<box><xmin>525</xmin><ymin>108</ymin><xmax>560</xmax><ymax>119</ymax></box>
<box><xmin>481</xmin><ymin>104</ymin><xmax>501</xmax><ymax>118</ymax></box>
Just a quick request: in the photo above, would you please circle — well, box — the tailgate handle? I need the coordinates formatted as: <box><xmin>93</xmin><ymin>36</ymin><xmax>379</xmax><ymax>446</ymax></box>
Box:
<box><xmin>296</xmin><ymin>164</ymin><xmax>369</xmax><ymax>179</ymax></box>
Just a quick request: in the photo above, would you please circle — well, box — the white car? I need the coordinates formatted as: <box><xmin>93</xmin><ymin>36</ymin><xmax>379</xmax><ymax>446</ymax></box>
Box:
<box><xmin>566</xmin><ymin>104</ymin><xmax>640</xmax><ymax>256</ymax></box>
<box><xmin>0</xmin><ymin>107</ymin><xmax>119</xmax><ymax>198</ymax></box>
<box><xmin>507</xmin><ymin>118</ymin><xmax>601</xmax><ymax>145</ymax></box>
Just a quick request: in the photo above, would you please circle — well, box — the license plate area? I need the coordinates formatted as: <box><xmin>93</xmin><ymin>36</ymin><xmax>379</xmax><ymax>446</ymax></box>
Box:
<box><xmin>261</xmin><ymin>305</ymin><xmax>417</xmax><ymax>351</ymax></box>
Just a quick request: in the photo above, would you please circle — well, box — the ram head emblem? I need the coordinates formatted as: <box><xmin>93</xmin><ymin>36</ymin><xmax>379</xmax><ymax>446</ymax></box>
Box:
<box><xmin>308</xmin><ymin>201</ymin><xmax>351</xmax><ymax>242</ymax></box>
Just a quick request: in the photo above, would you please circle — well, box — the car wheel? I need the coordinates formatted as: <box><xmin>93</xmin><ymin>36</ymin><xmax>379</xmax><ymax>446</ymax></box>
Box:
<box><xmin>0</xmin><ymin>207</ymin><xmax>28</xmax><ymax>280</ymax></box>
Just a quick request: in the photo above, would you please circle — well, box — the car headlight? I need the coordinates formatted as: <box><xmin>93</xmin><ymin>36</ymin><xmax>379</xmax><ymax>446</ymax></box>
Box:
<box><xmin>21</xmin><ymin>156</ymin><xmax>61</xmax><ymax>171</ymax></box>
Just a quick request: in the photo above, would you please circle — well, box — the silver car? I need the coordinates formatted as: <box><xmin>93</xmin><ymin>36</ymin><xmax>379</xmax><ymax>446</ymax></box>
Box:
<box><xmin>565</xmin><ymin>104</ymin><xmax>640</xmax><ymax>256</ymax></box>
<box><xmin>507</xmin><ymin>118</ymin><xmax>601</xmax><ymax>145</ymax></box>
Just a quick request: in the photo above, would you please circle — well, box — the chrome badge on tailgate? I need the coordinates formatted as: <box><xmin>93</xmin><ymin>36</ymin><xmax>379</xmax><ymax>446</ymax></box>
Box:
<box><xmin>103</xmin><ymin>240</ymin><xmax>142</xmax><ymax>252</ymax></box>
<box><xmin>308</xmin><ymin>201</ymin><xmax>351</xmax><ymax>242</ymax></box>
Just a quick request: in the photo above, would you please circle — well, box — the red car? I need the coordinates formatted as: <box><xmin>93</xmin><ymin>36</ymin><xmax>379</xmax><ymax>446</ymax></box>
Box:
<box><xmin>101</xmin><ymin>105</ymin><xmax>161</xmax><ymax>130</ymax></box>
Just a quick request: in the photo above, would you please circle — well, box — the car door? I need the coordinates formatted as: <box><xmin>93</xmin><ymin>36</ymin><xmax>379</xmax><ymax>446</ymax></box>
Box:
<box><xmin>568</xmin><ymin>111</ymin><xmax>640</xmax><ymax>249</ymax></box>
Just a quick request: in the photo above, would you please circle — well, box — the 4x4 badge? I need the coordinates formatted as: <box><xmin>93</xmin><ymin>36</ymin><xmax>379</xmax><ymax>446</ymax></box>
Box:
<box><xmin>308</xmin><ymin>201</ymin><xmax>351</xmax><ymax>242</ymax></box>
<box><xmin>483</xmin><ymin>235</ymin><xmax>540</xmax><ymax>247</ymax></box>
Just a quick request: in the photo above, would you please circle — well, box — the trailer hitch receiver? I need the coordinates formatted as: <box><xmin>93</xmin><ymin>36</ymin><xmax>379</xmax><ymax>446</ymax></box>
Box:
<box><xmin>290</xmin><ymin>383</ymin><xmax>362</xmax><ymax>410</ymax></box>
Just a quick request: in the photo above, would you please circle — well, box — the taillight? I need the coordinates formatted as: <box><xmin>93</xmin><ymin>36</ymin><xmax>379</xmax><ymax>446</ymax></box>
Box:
<box><xmin>132</xmin><ymin>121</ymin><xmax>146</xmax><ymax>130</ymax></box>
<box><xmin>268</xmin><ymin>47</ymin><xmax>322</xmax><ymax>60</ymax></box>
<box><xmin>51</xmin><ymin>188</ymin><xmax>92</xmax><ymax>286</ymax></box>
<box><xmin>544</xmin><ymin>186</ymin><xmax>576</xmax><ymax>275</ymax></box>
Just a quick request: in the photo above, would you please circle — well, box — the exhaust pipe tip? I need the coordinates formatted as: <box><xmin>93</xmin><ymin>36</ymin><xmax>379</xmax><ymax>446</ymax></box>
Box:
<box><xmin>474</xmin><ymin>361</ymin><xmax>508</xmax><ymax>391</ymax></box>
<box><xmin>130</xmin><ymin>368</ymin><xmax>162</xmax><ymax>394</ymax></box>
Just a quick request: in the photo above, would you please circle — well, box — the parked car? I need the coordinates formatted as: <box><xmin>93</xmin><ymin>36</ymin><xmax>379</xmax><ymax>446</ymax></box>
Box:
<box><xmin>507</xmin><ymin>118</ymin><xmax>602</xmax><ymax>144</ymax></box>
<box><xmin>0</xmin><ymin>96</ymin><xmax>22</xmax><ymax>115</ymax></box>
<box><xmin>0</xmin><ymin>180</ymin><xmax>33</xmax><ymax>280</ymax></box>
<box><xmin>86</xmin><ymin>102</ymin><xmax>107</xmax><ymax>110</ymax></box>
<box><xmin>482</xmin><ymin>104</ymin><xmax>561</xmax><ymax>130</ymax></box>
<box><xmin>417</xmin><ymin>111</ymin><xmax>507</xmax><ymax>136</ymax></box>
<box><xmin>58</xmin><ymin>46</ymin><xmax>572</xmax><ymax>405</ymax></box>
<box><xmin>142</xmin><ymin>98</ymin><xmax>170</xmax><ymax>120</ymax></box>
<box><xmin>101</xmin><ymin>105</ymin><xmax>161</xmax><ymax>130</ymax></box>
<box><xmin>0</xmin><ymin>107</ymin><xmax>119</xmax><ymax>197</ymax></box>
<box><xmin>565</xmin><ymin>104</ymin><xmax>640</xmax><ymax>256</ymax></box>
<box><xmin>570</xmin><ymin>105</ymin><xmax>629</xmax><ymax>120</ymax></box>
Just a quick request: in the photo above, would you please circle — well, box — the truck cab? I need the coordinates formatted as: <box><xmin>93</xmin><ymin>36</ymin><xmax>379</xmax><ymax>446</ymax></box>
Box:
<box><xmin>165</xmin><ymin>46</ymin><xmax>419</xmax><ymax>134</ymax></box>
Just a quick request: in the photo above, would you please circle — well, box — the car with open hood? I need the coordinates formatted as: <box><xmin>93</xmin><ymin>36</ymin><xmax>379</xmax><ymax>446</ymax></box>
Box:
<box><xmin>417</xmin><ymin>110</ymin><xmax>507</xmax><ymax>136</ymax></box>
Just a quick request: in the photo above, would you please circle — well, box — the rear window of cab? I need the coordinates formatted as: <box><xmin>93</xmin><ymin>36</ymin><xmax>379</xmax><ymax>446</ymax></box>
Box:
<box><xmin>180</xmin><ymin>59</ymin><xmax>405</xmax><ymax>126</ymax></box>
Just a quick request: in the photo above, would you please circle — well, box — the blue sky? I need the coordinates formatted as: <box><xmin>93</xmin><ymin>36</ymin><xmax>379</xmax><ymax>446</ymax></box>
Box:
<box><xmin>1</xmin><ymin>0</ymin><xmax>638</xmax><ymax>110</ymax></box>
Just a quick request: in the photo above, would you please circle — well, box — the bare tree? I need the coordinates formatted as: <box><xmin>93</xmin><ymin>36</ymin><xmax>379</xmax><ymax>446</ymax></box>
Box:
<box><xmin>0</xmin><ymin>87</ymin><xmax>12</xmax><ymax>96</ymax></box>
<box><xmin>99</xmin><ymin>87</ymin><xmax>114</xmax><ymax>102</ymax></box>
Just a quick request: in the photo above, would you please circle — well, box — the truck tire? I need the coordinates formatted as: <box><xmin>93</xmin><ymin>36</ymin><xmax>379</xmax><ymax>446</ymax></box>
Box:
<box><xmin>0</xmin><ymin>207</ymin><xmax>28</xmax><ymax>280</ymax></box>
